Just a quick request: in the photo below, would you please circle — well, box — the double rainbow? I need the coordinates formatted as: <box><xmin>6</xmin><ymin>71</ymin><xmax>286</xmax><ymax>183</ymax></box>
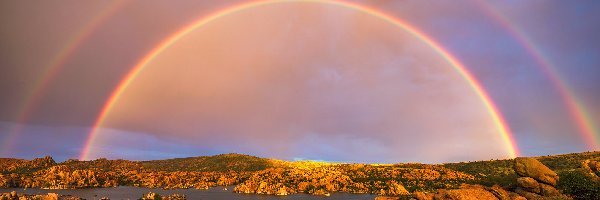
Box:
<box><xmin>476</xmin><ymin>1</ymin><xmax>599</xmax><ymax>150</ymax></box>
<box><xmin>78</xmin><ymin>0</ymin><xmax>519</xmax><ymax>160</ymax></box>
<box><xmin>1</xmin><ymin>0</ymin><xmax>129</xmax><ymax>155</ymax></box>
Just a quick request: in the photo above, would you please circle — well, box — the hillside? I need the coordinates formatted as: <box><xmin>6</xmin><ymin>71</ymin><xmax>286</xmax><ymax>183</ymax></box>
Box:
<box><xmin>141</xmin><ymin>153</ymin><xmax>275</xmax><ymax>172</ymax></box>
<box><xmin>0</xmin><ymin>151</ymin><xmax>599</xmax><ymax>199</ymax></box>
<box><xmin>0</xmin><ymin>156</ymin><xmax>56</xmax><ymax>174</ymax></box>
<box><xmin>443</xmin><ymin>151</ymin><xmax>600</xmax><ymax>187</ymax></box>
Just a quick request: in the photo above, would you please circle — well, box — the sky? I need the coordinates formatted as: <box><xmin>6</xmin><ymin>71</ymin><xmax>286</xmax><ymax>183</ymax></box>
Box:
<box><xmin>0</xmin><ymin>0</ymin><xmax>599</xmax><ymax>163</ymax></box>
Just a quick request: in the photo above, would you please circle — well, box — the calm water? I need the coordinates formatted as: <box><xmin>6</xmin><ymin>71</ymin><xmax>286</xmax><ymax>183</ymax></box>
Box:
<box><xmin>0</xmin><ymin>186</ymin><xmax>376</xmax><ymax>200</ymax></box>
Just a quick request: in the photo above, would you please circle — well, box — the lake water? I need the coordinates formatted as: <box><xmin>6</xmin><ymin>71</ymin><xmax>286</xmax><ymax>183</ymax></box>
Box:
<box><xmin>0</xmin><ymin>186</ymin><xmax>376</xmax><ymax>200</ymax></box>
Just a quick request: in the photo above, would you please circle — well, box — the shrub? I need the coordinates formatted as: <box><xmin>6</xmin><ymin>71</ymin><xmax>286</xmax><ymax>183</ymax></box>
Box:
<box><xmin>557</xmin><ymin>169</ymin><xmax>600</xmax><ymax>200</ymax></box>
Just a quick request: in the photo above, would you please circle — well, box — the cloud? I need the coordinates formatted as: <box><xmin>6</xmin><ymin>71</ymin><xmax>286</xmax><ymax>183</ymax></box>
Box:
<box><xmin>0</xmin><ymin>0</ymin><xmax>598</xmax><ymax>162</ymax></box>
<box><xmin>96</xmin><ymin>4</ymin><xmax>510</xmax><ymax>163</ymax></box>
<box><xmin>0</xmin><ymin>121</ymin><xmax>220</xmax><ymax>161</ymax></box>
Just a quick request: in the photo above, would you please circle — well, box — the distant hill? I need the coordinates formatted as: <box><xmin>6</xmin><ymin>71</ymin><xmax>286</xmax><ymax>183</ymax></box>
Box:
<box><xmin>0</xmin><ymin>156</ymin><xmax>56</xmax><ymax>174</ymax></box>
<box><xmin>3</xmin><ymin>151</ymin><xmax>599</xmax><ymax>175</ymax></box>
<box><xmin>141</xmin><ymin>153</ymin><xmax>276</xmax><ymax>172</ymax></box>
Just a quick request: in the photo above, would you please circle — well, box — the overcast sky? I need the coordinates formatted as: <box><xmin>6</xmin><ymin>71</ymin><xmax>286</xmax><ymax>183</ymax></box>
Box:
<box><xmin>0</xmin><ymin>0</ymin><xmax>599</xmax><ymax>163</ymax></box>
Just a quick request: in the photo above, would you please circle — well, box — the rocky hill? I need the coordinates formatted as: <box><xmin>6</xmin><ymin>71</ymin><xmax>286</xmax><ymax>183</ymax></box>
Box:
<box><xmin>0</xmin><ymin>156</ymin><xmax>56</xmax><ymax>174</ymax></box>
<box><xmin>140</xmin><ymin>153</ymin><xmax>274</xmax><ymax>172</ymax></box>
<box><xmin>1</xmin><ymin>151</ymin><xmax>599</xmax><ymax>199</ymax></box>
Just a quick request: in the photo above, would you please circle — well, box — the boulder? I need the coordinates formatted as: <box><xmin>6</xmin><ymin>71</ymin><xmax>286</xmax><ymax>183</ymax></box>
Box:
<box><xmin>375</xmin><ymin>196</ymin><xmax>399</xmax><ymax>200</ymax></box>
<box><xmin>312</xmin><ymin>188</ymin><xmax>330</xmax><ymax>196</ymax></box>
<box><xmin>233</xmin><ymin>184</ymin><xmax>251</xmax><ymax>193</ymax></box>
<box><xmin>165</xmin><ymin>194</ymin><xmax>185</xmax><ymax>200</ymax></box>
<box><xmin>508</xmin><ymin>193</ymin><xmax>527</xmax><ymax>200</ymax></box>
<box><xmin>486</xmin><ymin>185</ymin><xmax>510</xmax><ymax>200</ymax></box>
<box><xmin>514</xmin><ymin>157</ymin><xmax>558</xmax><ymax>186</ymax></box>
<box><xmin>516</xmin><ymin>177</ymin><xmax>540</xmax><ymax>193</ymax></box>
<box><xmin>41</xmin><ymin>193</ymin><xmax>58</xmax><ymax>200</ymax></box>
<box><xmin>275</xmin><ymin>186</ymin><xmax>288</xmax><ymax>196</ymax></box>
<box><xmin>63</xmin><ymin>197</ymin><xmax>84</xmax><ymax>200</ymax></box>
<box><xmin>539</xmin><ymin>183</ymin><xmax>561</xmax><ymax>197</ymax></box>
<box><xmin>514</xmin><ymin>187</ymin><xmax>543</xmax><ymax>200</ymax></box>
<box><xmin>139</xmin><ymin>192</ymin><xmax>160</xmax><ymax>200</ymax></box>
<box><xmin>62</xmin><ymin>196</ymin><xmax>84</xmax><ymax>200</ymax></box>
<box><xmin>414</xmin><ymin>191</ymin><xmax>433</xmax><ymax>200</ymax></box>
<box><xmin>588</xmin><ymin>160</ymin><xmax>598</xmax><ymax>168</ymax></box>
<box><xmin>433</xmin><ymin>185</ymin><xmax>498</xmax><ymax>200</ymax></box>
<box><xmin>582</xmin><ymin>160</ymin><xmax>600</xmax><ymax>177</ymax></box>
<box><xmin>387</xmin><ymin>181</ymin><xmax>410</xmax><ymax>196</ymax></box>
<box><xmin>256</xmin><ymin>181</ymin><xmax>268</xmax><ymax>194</ymax></box>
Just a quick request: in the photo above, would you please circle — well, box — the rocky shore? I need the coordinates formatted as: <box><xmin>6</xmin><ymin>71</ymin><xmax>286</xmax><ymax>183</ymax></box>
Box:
<box><xmin>0</xmin><ymin>191</ymin><xmax>186</xmax><ymax>200</ymax></box>
<box><xmin>0</xmin><ymin>191</ymin><xmax>83</xmax><ymax>200</ymax></box>
<box><xmin>1</xmin><ymin>152</ymin><xmax>599</xmax><ymax>199</ymax></box>
<box><xmin>378</xmin><ymin>157</ymin><xmax>572</xmax><ymax>199</ymax></box>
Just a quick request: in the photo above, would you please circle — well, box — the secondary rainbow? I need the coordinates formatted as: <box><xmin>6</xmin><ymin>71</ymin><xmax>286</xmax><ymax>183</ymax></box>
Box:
<box><xmin>475</xmin><ymin>1</ymin><xmax>600</xmax><ymax>150</ymax></box>
<box><xmin>79</xmin><ymin>0</ymin><xmax>519</xmax><ymax>160</ymax></box>
<box><xmin>1</xmin><ymin>0</ymin><xmax>129</xmax><ymax>156</ymax></box>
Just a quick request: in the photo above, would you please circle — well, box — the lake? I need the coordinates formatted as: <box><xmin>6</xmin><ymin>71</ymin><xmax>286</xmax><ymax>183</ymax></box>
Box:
<box><xmin>0</xmin><ymin>186</ymin><xmax>376</xmax><ymax>200</ymax></box>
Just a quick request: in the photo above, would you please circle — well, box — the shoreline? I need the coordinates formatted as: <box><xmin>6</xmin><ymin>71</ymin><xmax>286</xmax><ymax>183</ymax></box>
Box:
<box><xmin>0</xmin><ymin>186</ymin><xmax>378</xmax><ymax>200</ymax></box>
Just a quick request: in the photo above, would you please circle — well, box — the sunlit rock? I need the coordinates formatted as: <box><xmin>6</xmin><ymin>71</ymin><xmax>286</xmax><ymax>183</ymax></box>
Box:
<box><xmin>514</xmin><ymin>158</ymin><xmax>558</xmax><ymax>186</ymax></box>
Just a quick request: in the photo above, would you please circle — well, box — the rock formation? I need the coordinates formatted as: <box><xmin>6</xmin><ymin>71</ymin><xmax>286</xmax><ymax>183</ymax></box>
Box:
<box><xmin>516</xmin><ymin>177</ymin><xmax>541</xmax><ymax>193</ymax></box>
<box><xmin>432</xmin><ymin>184</ymin><xmax>498</xmax><ymax>200</ymax></box>
<box><xmin>514</xmin><ymin>157</ymin><xmax>559</xmax><ymax>186</ymax></box>
<box><xmin>139</xmin><ymin>192</ymin><xmax>186</xmax><ymax>200</ymax></box>
<box><xmin>412</xmin><ymin>184</ymin><xmax>521</xmax><ymax>200</ymax></box>
<box><xmin>386</xmin><ymin>181</ymin><xmax>410</xmax><ymax>196</ymax></box>
<box><xmin>582</xmin><ymin>159</ymin><xmax>600</xmax><ymax>179</ymax></box>
<box><xmin>513</xmin><ymin>157</ymin><xmax>565</xmax><ymax>199</ymax></box>
<box><xmin>374</xmin><ymin>181</ymin><xmax>411</xmax><ymax>199</ymax></box>
<box><xmin>375</xmin><ymin>196</ymin><xmax>402</xmax><ymax>200</ymax></box>
<box><xmin>0</xmin><ymin>191</ymin><xmax>82</xmax><ymax>200</ymax></box>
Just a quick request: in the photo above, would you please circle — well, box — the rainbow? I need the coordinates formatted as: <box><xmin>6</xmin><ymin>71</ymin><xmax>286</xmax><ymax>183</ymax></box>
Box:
<box><xmin>0</xmin><ymin>0</ymin><xmax>129</xmax><ymax>156</ymax></box>
<box><xmin>476</xmin><ymin>1</ymin><xmax>600</xmax><ymax>150</ymax></box>
<box><xmin>79</xmin><ymin>0</ymin><xmax>519</xmax><ymax>160</ymax></box>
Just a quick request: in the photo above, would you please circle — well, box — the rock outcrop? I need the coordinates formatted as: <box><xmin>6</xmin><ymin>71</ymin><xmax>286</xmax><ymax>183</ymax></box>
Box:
<box><xmin>513</xmin><ymin>157</ymin><xmax>565</xmax><ymax>199</ymax></box>
<box><xmin>434</xmin><ymin>190</ymin><xmax>494</xmax><ymax>200</ymax></box>
<box><xmin>0</xmin><ymin>191</ymin><xmax>82</xmax><ymax>200</ymax></box>
<box><xmin>582</xmin><ymin>160</ymin><xmax>600</xmax><ymax>179</ymax></box>
<box><xmin>516</xmin><ymin>177</ymin><xmax>541</xmax><ymax>193</ymax></box>
<box><xmin>413</xmin><ymin>191</ymin><xmax>434</xmax><ymax>200</ymax></box>
<box><xmin>433</xmin><ymin>184</ymin><xmax>498</xmax><ymax>200</ymax></box>
<box><xmin>559</xmin><ymin>160</ymin><xmax>600</xmax><ymax>199</ymax></box>
<box><xmin>379</xmin><ymin>181</ymin><xmax>410</xmax><ymax>196</ymax></box>
<box><xmin>139</xmin><ymin>192</ymin><xmax>185</xmax><ymax>200</ymax></box>
<box><xmin>514</xmin><ymin>157</ymin><xmax>558</xmax><ymax>186</ymax></box>
<box><xmin>375</xmin><ymin>196</ymin><xmax>402</xmax><ymax>200</ymax></box>
<box><xmin>275</xmin><ymin>186</ymin><xmax>289</xmax><ymax>196</ymax></box>
<box><xmin>412</xmin><ymin>184</ymin><xmax>522</xmax><ymax>200</ymax></box>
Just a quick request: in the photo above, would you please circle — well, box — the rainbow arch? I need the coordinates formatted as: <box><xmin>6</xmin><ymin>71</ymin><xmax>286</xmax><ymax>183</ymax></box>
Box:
<box><xmin>79</xmin><ymin>0</ymin><xmax>519</xmax><ymax>160</ymax></box>
<box><xmin>475</xmin><ymin>1</ymin><xmax>600</xmax><ymax>150</ymax></box>
<box><xmin>1</xmin><ymin>0</ymin><xmax>129</xmax><ymax>156</ymax></box>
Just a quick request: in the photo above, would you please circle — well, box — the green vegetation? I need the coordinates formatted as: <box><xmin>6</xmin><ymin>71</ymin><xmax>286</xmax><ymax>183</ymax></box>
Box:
<box><xmin>443</xmin><ymin>159</ymin><xmax>517</xmax><ymax>187</ymax></box>
<box><xmin>0</xmin><ymin>156</ymin><xmax>56</xmax><ymax>174</ymax></box>
<box><xmin>443</xmin><ymin>152</ymin><xmax>600</xmax><ymax>188</ymax></box>
<box><xmin>141</xmin><ymin>153</ymin><xmax>273</xmax><ymax>172</ymax></box>
<box><xmin>537</xmin><ymin>151</ymin><xmax>600</xmax><ymax>171</ymax></box>
<box><xmin>557</xmin><ymin>169</ymin><xmax>600</xmax><ymax>200</ymax></box>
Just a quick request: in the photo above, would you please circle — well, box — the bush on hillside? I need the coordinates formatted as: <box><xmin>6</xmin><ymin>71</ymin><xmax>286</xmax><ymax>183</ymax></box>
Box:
<box><xmin>557</xmin><ymin>169</ymin><xmax>600</xmax><ymax>200</ymax></box>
